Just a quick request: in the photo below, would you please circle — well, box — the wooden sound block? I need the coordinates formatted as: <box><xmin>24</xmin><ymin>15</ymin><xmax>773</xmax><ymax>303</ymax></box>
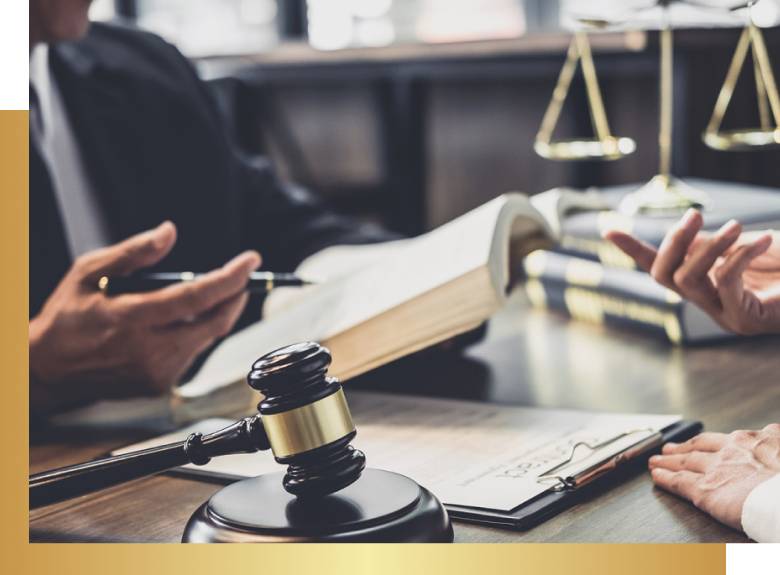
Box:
<box><xmin>182</xmin><ymin>469</ymin><xmax>454</xmax><ymax>543</ymax></box>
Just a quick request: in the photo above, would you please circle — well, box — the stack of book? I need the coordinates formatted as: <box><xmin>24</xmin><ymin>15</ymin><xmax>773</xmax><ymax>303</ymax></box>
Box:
<box><xmin>522</xmin><ymin>178</ymin><xmax>780</xmax><ymax>344</ymax></box>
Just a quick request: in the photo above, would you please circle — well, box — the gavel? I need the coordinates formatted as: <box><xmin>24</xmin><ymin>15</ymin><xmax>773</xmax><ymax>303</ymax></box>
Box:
<box><xmin>30</xmin><ymin>342</ymin><xmax>366</xmax><ymax>507</ymax></box>
<box><xmin>29</xmin><ymin>342</ymin><xmax>453</xmax><ymax>542</ymax></box>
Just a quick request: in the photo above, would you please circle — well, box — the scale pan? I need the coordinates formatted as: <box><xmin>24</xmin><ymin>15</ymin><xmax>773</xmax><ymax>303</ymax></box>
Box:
<box><xmin>534</xmin><ymin>136</ymin><xmax>636</xmax><ymax>161</ymax></box>
<box><xmin>703</xmin><ymin>128</ymin><xmax>780</xmax><ymax>151</ymax></box>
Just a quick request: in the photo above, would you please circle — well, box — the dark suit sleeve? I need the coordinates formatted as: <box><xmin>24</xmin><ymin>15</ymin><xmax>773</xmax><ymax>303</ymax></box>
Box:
<box><xmin>232</xmin><ymin>152</ymin><xmax>400</xmax><ymax>271</ymax></box>
<box><xmin>139</xmin><ymin>30</ymin><xmax>401</xmax><ymax>272</ymax></box>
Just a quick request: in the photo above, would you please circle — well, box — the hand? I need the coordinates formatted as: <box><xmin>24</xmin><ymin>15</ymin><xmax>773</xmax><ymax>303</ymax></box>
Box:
<box><xmin>605</xmin><ymin>209</ymin><xmax>780</xmax><ymax>335</ymax></box>
<box><xmin>649</xmin><ymin>424</ymin><xmax>780</xmax><ymax>531</ymax></box>
<box><xmin>29</xmin><ymin>222</ymin><xmax>261</xmax><ymax>413</ymax></box>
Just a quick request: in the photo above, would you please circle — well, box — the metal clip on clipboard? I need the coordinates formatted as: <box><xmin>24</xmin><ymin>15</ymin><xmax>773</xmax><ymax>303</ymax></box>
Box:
<box><xmin>536</xmin><ymin>429</ymin><xmax>664</xmax><ymax>492</ymax></box>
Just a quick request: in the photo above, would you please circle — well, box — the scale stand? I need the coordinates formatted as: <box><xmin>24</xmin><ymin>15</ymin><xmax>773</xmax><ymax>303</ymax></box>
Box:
<box><xmin>702</xmin><ymin>1</ymin><xmax>780</xmax><ymax>151</ymax></box>
<box><xmin>534</xmin><ymin>31</ymin><xmax>636</xmax><ymax>162</ymax></box>
<box><xmin>619</xmin><ymin>7</ymin><xmax>709</xmax><ymax>215</ymax></box>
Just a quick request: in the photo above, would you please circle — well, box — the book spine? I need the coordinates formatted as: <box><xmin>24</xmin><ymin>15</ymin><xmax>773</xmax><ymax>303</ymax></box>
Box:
<box><xmin>523</xmin><ymin>250</ymin><xmax>682</xmax><ymax>308</ymax></box>
<box><xmin>524</xmin><ymin>277</ymin><xmax>687</xmax><ymax>345</ymax></box>
<box><xmin>556</xmin><ymin>235</ymin><xmax>638</xmax><ymax>269</ymax></box>
<box><xmin>522</xmin><ymin>250</ymin><xmax>689</xmax><ymax>344</ymax></box>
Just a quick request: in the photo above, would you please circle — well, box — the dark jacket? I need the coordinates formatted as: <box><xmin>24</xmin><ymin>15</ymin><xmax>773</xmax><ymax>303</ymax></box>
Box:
<box><xmin>30</xmin><ymin>22</ymin><xmax>394</xmax><ymax>324</ymax></box>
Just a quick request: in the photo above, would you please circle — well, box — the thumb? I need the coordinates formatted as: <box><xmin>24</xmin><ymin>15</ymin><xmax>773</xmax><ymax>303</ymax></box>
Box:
<box><xmin>76</xmin><ymin>221</ymin><xmax>177</xmax><ymax>282</ymax></box>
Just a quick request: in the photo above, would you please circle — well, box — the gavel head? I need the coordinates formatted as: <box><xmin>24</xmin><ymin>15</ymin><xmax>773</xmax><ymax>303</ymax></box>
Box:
<box><xmin>248</xmin><ymin>342</ymin><xmax>366</xmax><ymax>498</ymax></box>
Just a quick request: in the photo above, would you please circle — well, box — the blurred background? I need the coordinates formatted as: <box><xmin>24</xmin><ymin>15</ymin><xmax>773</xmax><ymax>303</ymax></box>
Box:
<box><xmin>88</xmin><ymin>0</ymin><xmax>780</xmax><ymax>235</ymax></box>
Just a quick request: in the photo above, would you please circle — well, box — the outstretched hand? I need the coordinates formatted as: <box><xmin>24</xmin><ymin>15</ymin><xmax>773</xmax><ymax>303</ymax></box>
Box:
<box><xmin>30</xmin><ymin>222</ymin><xmax>261</xmax><ymax>413</ymax></box>
<box><xmin>649</xmin><ymin>424</ymin><xmax>780</xmax><ymax>531</ymax></box>
<box><xmin>605</xmin><ymin>209</ymin><xmax>780</xmax><ymax>335</ymax></box>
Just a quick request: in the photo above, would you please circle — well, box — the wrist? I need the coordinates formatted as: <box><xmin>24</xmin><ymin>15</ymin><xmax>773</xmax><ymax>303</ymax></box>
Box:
<box><xmin>29</xmin><ymin>315</ymin><xmax>55</xmax><ymax>387</ymax></box>
<box><xmin>28</xmin><ymin>316</ymin><xmax>83</xmax><ymax>416</ymax></box>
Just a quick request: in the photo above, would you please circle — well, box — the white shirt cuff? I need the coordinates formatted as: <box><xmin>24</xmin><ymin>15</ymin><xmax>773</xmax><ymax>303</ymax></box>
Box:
<box><xmin>742</xmin><ymin>473</ymin><xmax>780</xmax><ymax>543</ymax></box>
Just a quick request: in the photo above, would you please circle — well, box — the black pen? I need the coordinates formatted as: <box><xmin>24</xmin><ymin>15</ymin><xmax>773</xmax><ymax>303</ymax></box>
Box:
<box><xmin>98</xmin><ymin>271</ymin><xmax>317</xmax><ymax>296</ymax></box>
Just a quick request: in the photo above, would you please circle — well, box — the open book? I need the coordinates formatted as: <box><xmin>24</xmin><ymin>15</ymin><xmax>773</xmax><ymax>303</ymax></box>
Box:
<box><xmin>172</xmin><ymin>190</ymin><xmax>606</xmax><ymax>421</ymax></box>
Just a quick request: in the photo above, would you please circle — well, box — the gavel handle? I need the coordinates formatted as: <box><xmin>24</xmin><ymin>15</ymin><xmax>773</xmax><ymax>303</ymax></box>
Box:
<box><xmin>29</xmin><ymin>415</ymin><xmax>269</xmax><ymax>509</ymax></box>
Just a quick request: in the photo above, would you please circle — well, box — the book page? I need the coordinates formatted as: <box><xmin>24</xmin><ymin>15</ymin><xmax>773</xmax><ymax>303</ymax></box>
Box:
<box><xmin>262</xmin><ymin>241</ymin><xmax>412</xmax><ymax>318</ymax></box>
<box><xmin>529</xmin><ymin>187</ymin><xmax>609</xmax><ymax>237</ymax></box>
<box><xmin>117</xmin><ymin>392</ymin><xmax>680</xmax><ymax>511</ymax></box>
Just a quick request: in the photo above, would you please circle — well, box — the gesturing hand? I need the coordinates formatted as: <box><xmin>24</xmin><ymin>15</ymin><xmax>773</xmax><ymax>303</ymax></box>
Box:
<box><xmin>649</xmin><ymin>424</ymin><xmax>780</xmax><ymax>531</ymax></box>
<box><xmin>605</xmin><ymin>209</ymin><xmax>780</xmax><ymax>335</ymax></box>
<box><xmin>29</xmin><ymin>222</ymin><xmax>261</xmax><ymax>413</ymax></box>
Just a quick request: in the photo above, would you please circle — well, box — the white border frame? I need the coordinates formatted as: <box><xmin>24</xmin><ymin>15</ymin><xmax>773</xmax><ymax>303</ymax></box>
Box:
<box><xmin>727</xmin><ymin>544</ymin><xmax>780</xmax><ymax>575</ymax></box>
<box><xmin>0</xmin><ymin>0</ymin><xmax>29</xmax><ymax>110</ymax></box>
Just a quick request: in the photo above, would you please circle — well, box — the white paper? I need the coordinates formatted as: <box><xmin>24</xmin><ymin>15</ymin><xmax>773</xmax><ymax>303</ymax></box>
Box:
<box><xmin>115</xmin><ymin>392</ymin><xmax>680</xmax><ymax>511</ymax></box>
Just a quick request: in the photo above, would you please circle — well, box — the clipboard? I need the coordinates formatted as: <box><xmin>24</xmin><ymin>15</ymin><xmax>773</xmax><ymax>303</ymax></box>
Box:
<box><xmin>443</xmin><ymin>419</ymin><xmax>702</xmax><ymax>530</ymax></box>
<box><xmin>111</xmin><ymin>414</ymin><xmax>702</xmax><ymax>533</ymax></box>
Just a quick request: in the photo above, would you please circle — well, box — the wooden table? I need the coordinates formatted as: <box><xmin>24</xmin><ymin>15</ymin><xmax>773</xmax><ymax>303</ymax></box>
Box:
<box><xmin>29</xmin><ymin>292</ymin><xmax>780</xmax><ymax>543</ymax></box>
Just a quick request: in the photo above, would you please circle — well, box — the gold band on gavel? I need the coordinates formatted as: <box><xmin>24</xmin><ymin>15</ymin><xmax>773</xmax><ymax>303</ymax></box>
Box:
<box><xmin>262</xmin><ymin>388</ymin><xmax>355</xmax><ymax>458</ymax></box>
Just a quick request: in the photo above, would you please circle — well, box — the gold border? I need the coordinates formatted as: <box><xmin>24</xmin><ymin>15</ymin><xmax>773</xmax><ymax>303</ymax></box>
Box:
<box><xmin>2</xmin><ymin>110</ymin><xmax>728</xmax><ymax>572</ymax></box>
<box><xmin>1</xmin><ymin>110</ymin><xmax>30</xmax><ymax>555</ymax></box>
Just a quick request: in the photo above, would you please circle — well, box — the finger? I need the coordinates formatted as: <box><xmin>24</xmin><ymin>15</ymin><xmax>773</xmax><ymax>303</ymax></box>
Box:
<box><xmin>115</xmin><ymin>251</ymin><xmax>261</xmax><ymax>326</ymax></box>
<box><xmin>714</xmin><ymin>235</ymin><xmax>773</xmax><ymax>329</ymax></box>
<box><xmin>715</xmin><ymin>234</ymin><xmax>773</xmax><ymax>294</ymax></box>
<box><xmin>649</xmin><ymin>452</ymin><xmax>713</xmax><ymax>473</ymax></box>
<box><xmin>77</xmin><ymin>222</ymin><xmax>177</xmax><ymax>282</ymax></box>
<box><xmin>724</xmin><ymin>230</ymin><xmax>773</xmax><ymax>252</ymax></box>
<box><xmin>723</xmin><ymin>231</ymin><xmax>780</xmax><ymax>271</ymax></box>
<box><xmin>651</xmin><ymin>468</ymin><xmax>701</xmax><ymax>502</ymax></box>
<box><xmin>762</xmin><ymin>423</ymin><xmax>780</xmax><ymax>435</ymax></box>
<box><xmin>662</xmin><ymin>232</ymin><xmax>711</xmax><ymax>262</ymax></box>
<box><xmin>132</xmin><ymin>291</ymin><xmax>250</xmax><ymax>396</ymax></box>
<box><xmin>688</xmin><ymin>232</ymin><xmax>712</xmax><ymax>253</ymax></box>
<box><xmin>716</xmin><ymin>234</ymin><xmax>773</xmax><ymax>287</ymax></box>
<box><xmin>169</xmin><ymin>290</ymin><xmax>249</xmax><ymax>357</ymax></box>
<box><xmin>604</xmin><ymin>231</ymin><xmax>658</xmax><ymax>273</ymax></box>
<box><xmin>670</xmin><ymin>220</ymin><xmax>741</xmax><ymax>314</ymax></box>
<box><xmin>662</xmin><ymin>432</ymin><xmax>728</xmax><ymax>455</ymax></box>
<box><xmin>650</xmin><ymin>209</ymin><xmax>703</xmax><ymax>289</ymax></box>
